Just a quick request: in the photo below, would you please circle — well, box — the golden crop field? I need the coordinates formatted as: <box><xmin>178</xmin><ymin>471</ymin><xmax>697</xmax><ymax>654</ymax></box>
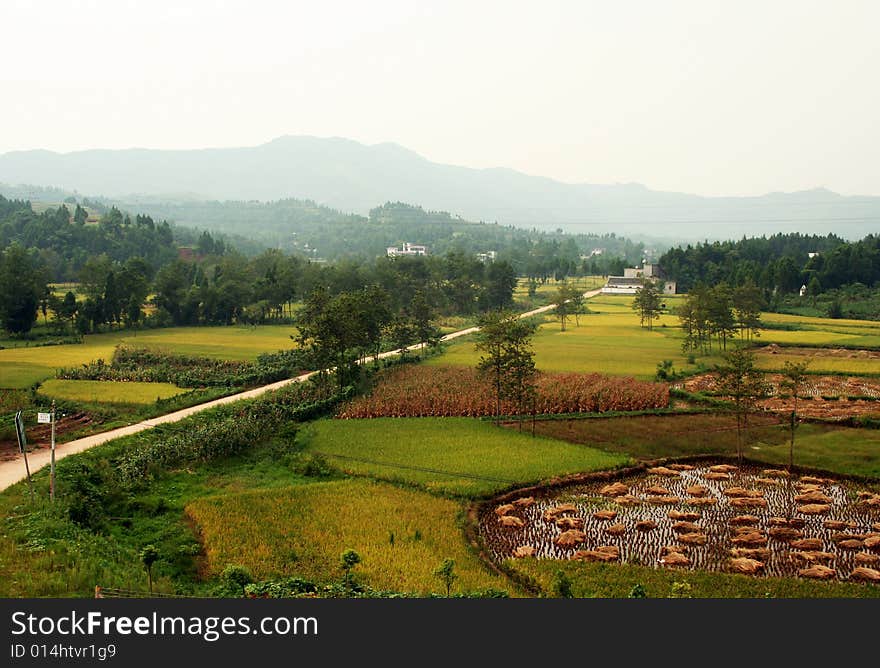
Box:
<box><xmin>429</xmin><ymin>293</ymin><xmax>880</xmax><ymax>378</ymax></box>
<box><xmin>186</xmin><ymin>478</ymin><xmax>505</xmax><ymax>595</ymax></box>
<box><xmin>0</xmin><ymin>325</ymin><xmax>299</xmax><ymax>388</ymax></box>
<box><xmin>37</xmin><ymin>379</ymin><xmax>188</xmax><ymax>405</ymax></box>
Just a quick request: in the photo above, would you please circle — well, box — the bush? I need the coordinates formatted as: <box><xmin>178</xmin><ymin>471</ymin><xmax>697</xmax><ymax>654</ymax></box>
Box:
<box><xmin>552</xmin><ymin>569</ymin><xmax>573</xmax><ymax>598</ymax></box>
<box><xmin>221</xmin><ymin>565</ymin><xmax>254</xmax><ymax>596</ymax></box>
<box><xmin>628</xmin><ymin>583</ymin><xmax>647</xmax><ymax>598</ymax></box>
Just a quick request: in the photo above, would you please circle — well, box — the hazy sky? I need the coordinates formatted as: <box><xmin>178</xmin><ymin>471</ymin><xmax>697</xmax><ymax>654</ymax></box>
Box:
<box><xmin>2</xmin><ymin>0</ymin><xmax>879</xmax><ymax>197</ymax></box>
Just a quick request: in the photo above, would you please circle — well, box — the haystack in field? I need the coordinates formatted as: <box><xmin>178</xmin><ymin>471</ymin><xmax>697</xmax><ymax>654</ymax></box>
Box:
<box><xmin>513</xmin><ymin>545</ymin><xmax>536</xmax><ymax>558</ymax></box>
<box><xmin>789</xmin><ymin>538</ymin><xmax>823</xmax><ymax>551</ymax></box>
<box><xmin>555</xmin><ymin>529</ymin><xmax>587</xmax><ymax>548</ymax></box>
<box><xmin>647</xmin><ymin>466</ymin><xmax>679</xmax><ymax>477</ymax></box>
<box><xmin>798</xmin><ymin>564</ymin><xmax>835</xmax><ymax>579</ymax></box>
<box><xmin>499</xmin><ymin>515</ymin><xmax>525</xmax><ymax>528</ymax></box>
<box><xmin>556</xmin><ymin>517</ymin><xmax>584</xmax><ymax>530</ymax></box>
<box><xmin>730</xmin><ymin>515</ymin><xmax>760</xmax><ymax>526</ymax></box>
<box><xmin>604</xmin><ymin>523</ymin><xmax>626</xmax><ymax>536</ymax></box>
<box><xmin>850</xmin><ymin>567</ymin><xmax>880</xmax><ymax>583</ymax></box>
<box><xmin>599</xmin><ymin>482</ymin><xmax>629</xmax><ymax>497</ymax></box>
<box><xmin>729</xmin><ymin>557</ymin><xmax>764</xmax><ymax>575</ymax></box>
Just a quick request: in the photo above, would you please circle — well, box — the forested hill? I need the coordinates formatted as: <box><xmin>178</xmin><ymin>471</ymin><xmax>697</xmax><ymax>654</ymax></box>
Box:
<box><xmin>660</xmin><ymin>233</ymin><xmax>880</xmax><ymax>295</ymax></box>
<box><xmin>114</xmin><ymin>197</ymin><xmax>647</xmax><ymax>269</ymax></box>
<box><xmin>0</xmin><ymin>196</ymin><xmax>177</xmax><ymax>281</ymax></box>
<box><xmin>3</xmin><ymin>136</ymin><xmax>879</xmax><ymax>240</ymax></box>
<box><xmin>0</xmin><ymin>195</ymin><xmax>257</xmax><ymax>282</ymax></box>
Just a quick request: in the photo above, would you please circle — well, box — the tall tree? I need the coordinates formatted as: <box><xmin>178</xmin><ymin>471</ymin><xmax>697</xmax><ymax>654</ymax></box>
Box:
<box><xmin>779</xmin><ymin>360</ymin><xmax>810</xmax><ymax>471</ymax></box>
<box><xmin>475</xmin><ymin>311</ymin><xmax>537</xmax><ymax>426</ymax></box>
<box><xmin>632</xmin><ymin>279</ymin><xmax>662</xmax><ymax>330</ymax></box>
<box><xmin>707</xmin><ymin>283</ymin><xmax>737</xmax><ymax>350</ymax></box>
<box><xmin>732</xmin><ymin>280</ymin><xmax>764</xmax><ymax>342</ymax></box>
<box><xmin>0</xmin><ymin>244</ymin><xmax>46</xmax><ymax>334</ymax></box>
<box><xmin>482</xmin><ymin>260</ymin><xmax>517</xmax><ymax>310</ymax></box>
<box><xmin>554</xmin><ymin>282</ymin><xmax>581</xmax><ymax>332</ymax></box>
<box><xmin>715</xmin><ymin>348</ymin><xmax>769</xmax><ymax>462</ymax></box>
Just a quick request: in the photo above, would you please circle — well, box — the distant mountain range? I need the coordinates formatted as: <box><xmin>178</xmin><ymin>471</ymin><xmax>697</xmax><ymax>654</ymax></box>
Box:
<box><xmin>1</xmin><ymin>136</ymin><xmax>879</xmax><ymax>241</ymax></box>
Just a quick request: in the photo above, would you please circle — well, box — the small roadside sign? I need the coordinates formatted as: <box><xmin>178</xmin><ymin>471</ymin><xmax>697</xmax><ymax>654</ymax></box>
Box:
<box><xmin>37</xmin><ymin>412</ymin><xmax>52</xmax><ymax>424</ymax></box>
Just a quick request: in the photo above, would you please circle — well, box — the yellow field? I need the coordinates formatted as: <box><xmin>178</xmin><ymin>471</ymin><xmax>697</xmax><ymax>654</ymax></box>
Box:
<box><xmin>38</xmin><ymin>379</ymin><xmax>188</xmax><ymax>405</ymax></box>
<box><xmin>186</xmin><ymin>478</ymin><xmax>505</xmax><ymax>595</ymax></box>
<box><xmin>429</xmin><ymin>295</ymin><xmax>697</xmax><ymax>379</ymax></box>
<box><xmin>513</xmin><ymin>275</ymin><xmax>606</xmax><ymax>300</ymax></box>
<box><xmin>429</xmin><ymin>293</ymin><xmax>880</xmax><ymax>378</ymax></box>
<box><xmin>0</xmin><ymin>325</ymin><xmax>298</xmax><ymax>389</ymax></box>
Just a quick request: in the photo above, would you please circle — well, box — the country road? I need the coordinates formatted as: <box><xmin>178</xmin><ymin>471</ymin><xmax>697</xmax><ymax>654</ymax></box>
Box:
<box><xmin>0</xmin><ymin>288</ymin><xmax>601</xmax><ymax>491</ymax></box>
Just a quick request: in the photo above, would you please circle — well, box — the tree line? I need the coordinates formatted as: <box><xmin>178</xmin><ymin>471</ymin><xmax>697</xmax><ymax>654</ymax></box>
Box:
<box><xmin>677</xmin><ymin>281</ymin><xmax>764</xmax><ymax>354</ymax></box>
<box><xmin>109</xmin><ymin>198</ymin><xmax>648</xmax><ymax>279</ymax></box>
<box><xmin>659</xmin><ymin>232</ymin><xmax>880</xmax><ymax>298</ymax></box>
<box><xmin>0</xmin><ymin>196</ymin><xmax>181</xmax><ymax>282</ymax></box>
<box><xmin>0</xmin><ymin>231</ymin><xmax>522</xmax><ymax>335</ymax></box>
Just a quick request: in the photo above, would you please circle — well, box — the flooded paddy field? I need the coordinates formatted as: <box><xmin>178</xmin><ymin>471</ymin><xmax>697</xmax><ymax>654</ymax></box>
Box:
<box><xmin>480</xmin><ymin>461</ymin><xmax>880</xmax><ymax>583</ymax></box>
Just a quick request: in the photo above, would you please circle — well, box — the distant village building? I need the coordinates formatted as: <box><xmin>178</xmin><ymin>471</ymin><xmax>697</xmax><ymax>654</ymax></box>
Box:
<box><xmin>799</xmin><ymin>284</ymin><xmax>808</xmax><ymax>297</ymax></box>
<box><xmin>603</xmin><ymin>262</ymin><xmax>676</xmax><ymax>295</ymax></box>
<box><xmin>476</xmin><ymin>250</ymin><xmax>497</xmax><ymax>263</ymax></box>
<box><xmin>808</xmin><ymin>252</ymin><xmax>820</xmax><ymax>259</ymax></box>
<box><xmin>386</xmin><ymin>242</ymin><xmax>427</xmax><ymax>257</ymax></box>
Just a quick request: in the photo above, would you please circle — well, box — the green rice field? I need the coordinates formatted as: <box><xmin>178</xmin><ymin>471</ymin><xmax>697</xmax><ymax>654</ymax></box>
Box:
<box><xmin>301</xmin><ymin>417</ymin><xmax>628</xmax><ymax>496</ymax></box>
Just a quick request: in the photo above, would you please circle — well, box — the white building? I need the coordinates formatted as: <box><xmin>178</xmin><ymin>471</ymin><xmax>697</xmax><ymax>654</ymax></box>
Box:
<box><xmin>603</xmin><ymin>263</ymin><xmax>676</xmax><ymax>295</ymax></box>
<box><xmin>387</xmin><ymin>242</ymin><xmax>428</xmax><ymax>257</ymax></box>
<box><xmin>476</xmin><ymin>250</ymin><xmax>497</xmax><ymax>263</ymax></box>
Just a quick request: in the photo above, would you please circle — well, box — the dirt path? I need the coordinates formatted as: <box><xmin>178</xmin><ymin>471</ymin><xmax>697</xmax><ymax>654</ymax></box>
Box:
<box><xmin>0</xmin><ymin>289</ymin><xmax>601</xmax><ymax>492</ymax></box>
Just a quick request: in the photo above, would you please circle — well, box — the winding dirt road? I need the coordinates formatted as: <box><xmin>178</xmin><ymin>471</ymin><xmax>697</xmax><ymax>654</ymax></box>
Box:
<box><xmin>0</xmin><ymin>289</ymin><xmax>601</xmax><ymax>491</ymax></box>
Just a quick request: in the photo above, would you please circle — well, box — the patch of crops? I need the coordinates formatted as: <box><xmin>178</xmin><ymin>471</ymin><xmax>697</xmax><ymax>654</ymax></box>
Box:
<box><xmin>113</xmin><ymin>382</ymin><xmax>346</xmax><ymax>488</ymax></box>
<box><xmin>57</xmin><ymin>345</ymin><xmax>307</xmax><ymax>388</ymax></box>
<box><xmin>338</xmin><ymin>366</ymin><xmax>669</xmax><ymax>419</ymax></box>
<box><xmin>480</xmin><ymin>462</ymin><xmax>880</xmax><ymax>585</ymax></box>
<box><xmin>186</xmin><ymin>478</ymin><xmax>505</xmax><ymax>595</ymax></box>
<box><xmin>38</xmin><ymin>379</ymin><xmax>188</xmax><ymax>405</ymax></box>
<box><xmin>300</xmin><ymin>417</ymin><xmax>628</xmax><ymax>497</ymax></box>
<box><xmin>684</xmin><ymin>371</ymin><xmax>880</xmax><ymax>398</ymax></box>
<box><xmin>681</xmin><ymin>372</ymin><xmax>880</xmax><ymax>420</ymax></box>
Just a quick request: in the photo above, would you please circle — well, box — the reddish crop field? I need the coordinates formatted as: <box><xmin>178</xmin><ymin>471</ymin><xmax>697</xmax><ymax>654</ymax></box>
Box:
<box><xmin>337</xmin><ymin>366</ymin><xmax>669</xmax><ymax>419</ymax></box>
